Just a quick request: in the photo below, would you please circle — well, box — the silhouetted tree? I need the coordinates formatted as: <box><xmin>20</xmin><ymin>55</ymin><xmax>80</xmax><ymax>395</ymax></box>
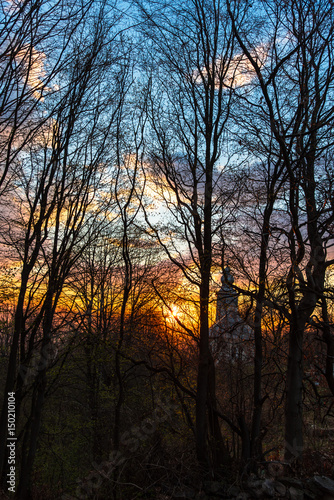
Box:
<box><xmin>137</xmin><ymin>0</ymin><xmax>239</xmax><ymax>474</ymax></box>
<box><xmin>0</xmin><ymin>3</ymin><xmax>131</xmax><ymax>495</ymax></box>
<box><xmin>227</xmin><ymin>0</ymin><xmax>334</xmax><ymax>463</ymax></box>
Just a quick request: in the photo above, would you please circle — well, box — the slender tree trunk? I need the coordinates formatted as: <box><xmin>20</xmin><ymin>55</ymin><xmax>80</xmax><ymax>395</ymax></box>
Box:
<box><xmin>195</xmin><ymin>282</ymin><xmax>210</xmax><ymax>471</ymax></box>
<box><xmin>250</xmin><ymin>201</ymin><xmax>274</xmax><ymax>461</ymax></box>
<box><xmin>196</xmin><ymin>179</ymin><xmax>230</xmax><ymax>473</ymax></box>
<box><xmin>251</xmin><ymin>310</ymin><xmax>263</xmax><ymax>461</ymax></box>
<box><xmin>17</xmin><ymin>370</ymin><xmax>47</xmax><ymax>500</ymax></box>
<box><xmin>208</xmin><ymin>351</ymin><xmax>230</xmax><ymax>469</ymax></box>
<box><xmin>284</xmin><ymin>323</ymin><xmax>304</xmax><ymax>463</ymax></box>
<box><xmin>0</xmin><ymin>279</ymin><xmax>28</xmax><ymax>483</ymax></box>
<box><xmin>18</xmin><ymin>289</ymin><xmax>54</xmax><ymax>498</ymax></box>
<box><xmin>238</xmin><ymin>415</ymin><xmax>251</xmax><ymax>464</ymax></box>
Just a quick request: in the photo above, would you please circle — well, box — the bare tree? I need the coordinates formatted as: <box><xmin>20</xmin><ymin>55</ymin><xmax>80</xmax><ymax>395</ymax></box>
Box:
<box><xmin>0</xmin><ymin>0</ymin><xmax>94</xmax><ymax>195</ymax></box>
<box><xmin>136</xmin><ymin>0</ymin><xmax>239</xmax><ymax>474</ymax></box>
<box><xmin>227</xmin><ymin>0</ymin><xmax>334</xmax><ymax>463</ymax></box>
<box><xmin>0</xmin><ymin>3</ymin><xmax>131</xmax><ymax>495</ymax></box>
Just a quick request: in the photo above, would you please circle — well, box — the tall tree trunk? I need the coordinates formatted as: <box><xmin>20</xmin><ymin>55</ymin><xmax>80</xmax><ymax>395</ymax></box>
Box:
<box><xmin>208</xmin><ymin>351</ymin><xmax>230</xmax><ymax>469</ymax></box>
<box><xmin>196</xmin><ymin>282</ymin><xmax>210</xmax><ymax>472</ymax></box>
<box><xmin>196</xmin><ymin>168</ymin><xmax>230</xmax><ymax>473</ymax></box>
<box><xmin>284</xmin><ymin>323</ymin><xmax>304</xmax><ymax>463</ymax></box>
<box><xmin>0</xmin><ymin>277</ymin><xmax>29</xmax><ymax>484</ymax></box>
<box><xmin>17</xmin><ymin>369</ymin><xmax>47</xmax><ymax>500</ymax></box>
<box><xmin>17</xmin><ymin>289</ymin><xmax>54</xmax><ymax>498</ymax></box>
<box><xmin>250</xmin><ymin>190</ymin><xmax>279</xmax><ymax>460</ymax></box>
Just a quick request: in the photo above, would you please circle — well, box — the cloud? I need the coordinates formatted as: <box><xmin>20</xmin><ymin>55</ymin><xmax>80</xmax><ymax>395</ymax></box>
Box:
<box><xmin>194</xmin><ymin>44</ymin><xmax>268</xmax><ymax>89</ymax></box>
<box><xmin>15</xmin><ymin>46</ymin><xmax>48</xmax><ymax>100</ymax></box>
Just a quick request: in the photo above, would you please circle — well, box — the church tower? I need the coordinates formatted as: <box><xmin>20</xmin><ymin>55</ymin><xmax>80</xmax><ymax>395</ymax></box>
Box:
<box><xmin>211</xmin><ymin>267</ymin><xmax>252</xmax><ymax>361</ymax></box>
<box><xmin>216</xmin><ymin>266</ymin><xmax>238</xmax><ymax>321</ymax></box>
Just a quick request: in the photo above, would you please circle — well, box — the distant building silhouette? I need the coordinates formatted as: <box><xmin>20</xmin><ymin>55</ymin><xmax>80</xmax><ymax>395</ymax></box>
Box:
<box><xmin>210</xmin><ymin>267</ymin><xmax>253</xmax><ymax>362</ymax></box>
